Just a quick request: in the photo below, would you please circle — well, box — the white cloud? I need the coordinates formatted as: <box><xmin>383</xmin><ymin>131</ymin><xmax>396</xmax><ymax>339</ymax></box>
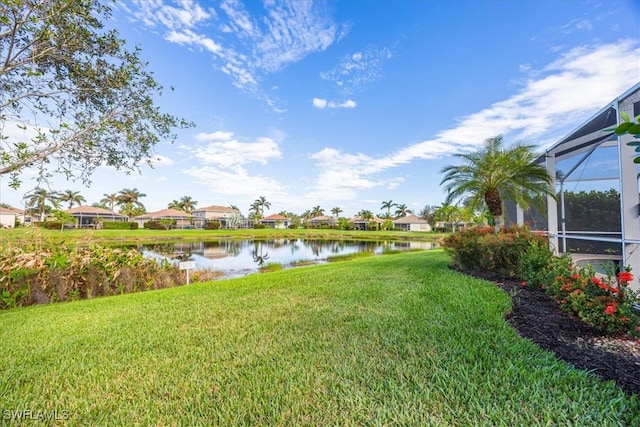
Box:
<box><xmin>131</xmin><ymin>0</ymin><xmax>213</xmax><ymax>30</ymax></box>
<box><xmin>150</xmin><ymin>155</ymin><xmax>175</xmax><ymax>166</ymax></box>
<box><xmin>182</xmin><ymin>165</ymin><xmax>288</xmax><ymax>201</ymax></box>
<box><xmin>189</xmin><ymin>132</ymin><xmax>281</xmax><ymax>168</ymax></box>
<box><xmin>312</xmin><ymin>98</ymin><xmax>328</xmax><ymax>109</ymax></box>
<box><xmin>312</xmin><ymin>98</ymin><xmax>357</xmax><ymax>109</ymax></box>
<box><xmin>181</xmin><ymin>129</ymin><xmax>285</xmax><ymax>202</ymax></box>
<box><xmin>127</xmin><ymin>0</ymin><xmax>345</xmax><ymax>99</ymax></box>
<box><xmin>308</xmin><ymin>41</ymin><xmax>640</xmax><ymax>197</ymax></box>
<box><xmin>220</xmin><ymin>0</ymin><xmax>257</xmax><ymax>37</ymax></box>
<box><xmin>195</xmin><ymin>131</ymin><xmax>235</xmax><ymax>141</ymax></box>
<box><xmin>165</xmin><ymin>29</ymin><xmax>222</xmax><ymax>54</ymax></box>
<box><xmin>320</xmin><ymin>45</ymin><xmax>393</xmax><ymax>94</ymax></box>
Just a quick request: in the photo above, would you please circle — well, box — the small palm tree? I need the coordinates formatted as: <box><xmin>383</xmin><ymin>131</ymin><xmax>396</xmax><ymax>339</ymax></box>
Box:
<box><xmin>394</xmin><ymin>203</ymin><xmax>411</xmax><ymax>218</ymax></box>
<box><xmin>381</xmin><ymin>200</ymin><xmax>396</xmax><ymax>217</ymax></box>
<box><xmin>58</xmin><ymin>189</ymin><xmax>86</xmax><ymax>209</ymax></box>
<box><xmin>440</xmin><ymin>135</ymin><xmax>555</xmax><ymax>233</ymax></box>
<box><xmin>117</xmin><ymin>188</ymin><xmax>146</xmax><ymax>209</ymax></box>
<box><xmin>331</xmin><ymin>206</ymin><xmax>343</xmax><ymax>218</ymax></box>
<box><xmin>179</xmin><ymin>196</ymin><xmax>197</xmax><ymax>214</ymax></box>
<box><xmin>100</xmin><ymin>193</ymin><xmax>119</xmax><ymax>211</ymax></box>
<box><xmin>167</xmin><ymin>199</ymin><xmax>182</xmax><ymax>210</ymax></box>
<box><xmin>358</xmin><ymin>210</ymin><xmax>374</xmax><ymax>221</ymax></box>
<box><xmin>23</xmin><ymin>188</ymin><xmax>59</xmax><ymax>221</ymax></box>
<box><xmin>310</xmin><ymin>205</ymin><xmax>324</xmax><ymax>217</ymax></box>
<box><xmin>254</xmin><ymin>196</ymin><xmax>271</xmax><ymax>216</ymax></box>
<box><xmin>249</xmin><ymin>201</ymin><xmax>262</xmax><ymax>220</ymax></box>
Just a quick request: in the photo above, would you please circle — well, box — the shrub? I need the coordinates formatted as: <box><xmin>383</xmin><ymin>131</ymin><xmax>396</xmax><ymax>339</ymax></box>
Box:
<box><xmin>0</xmin><ymin>241</ymin><xmax>184</xmax><ymax>308</ymax></box>
<box><xmin>546</xmin><ymin>268</ymin><xmax>640</xmax><ymax>336</ymax></box>
<box><xmin>442</xmin><ymin>225</ymin><xmax>546</xmax><ymax>277</ymax></box>
<box><xmin>144</xmin><ymin>220</ymin><xmax>176</xmax><ymax>230</ymax></box>
<box><xmin>517</xmin><ymin>241</ymin><xmax>573</xmax><ymax>289</ymax></box>
<box><xmin>35</xmin><ymin>221</ymin><xmax>64</xmax><ymax>230</ymax></box>
<box><xmin>253</xmin><ymin>223</ymin><xmax>267</xmax><ymax>229</ymax></box>
<box><xmin>204</xmin><ymin>220</ymin><xmax>221</xmax><ymax>230</ymax></box>
<box><xmin>103</xmin><ymin>221</ymin><xmax>137</xmax><ymax>230</ymax></box>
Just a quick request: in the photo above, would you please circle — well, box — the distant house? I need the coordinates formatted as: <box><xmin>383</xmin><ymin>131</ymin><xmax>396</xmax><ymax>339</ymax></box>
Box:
<box><xmin>351</xmin><ymin>215</ymin><xmax>383</xmax><ymax>231</ymax></box>
<box><xmin>307</xmin><ymin>215</ymin><xmax>337</xmax><ymax>228</ymax></box>
<box><xmin>192</xmin><ymin>205</ymin><xmax>242</xmax><ymax>229</ymax></box>
<box><xmin>0</xmin><ymin>207</ymin><xmax>17</xmax><ymax>228</ymax></box>
<box><xmin>66</xmin><ymin>206</ymin><xmax>128</xmax><ymax>228</ymax></box>
<box><xmin>260</xmin><ymin>214</ymin><xmax>291</xmax><ymax>229</ymax></box>
<box><xmin>134</xmin><ymin>208</ymin><xmax>191</xmax><ymax>229</ymax></box>
<box><xmin>393</xmin><ymin>214</ymin><xmax>432</xmax><ymax>232</ymax></box>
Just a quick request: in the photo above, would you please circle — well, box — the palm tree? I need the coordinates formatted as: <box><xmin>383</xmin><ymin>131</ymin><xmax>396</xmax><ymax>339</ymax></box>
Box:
<box><xmin>440</xmin><ymin>135</ymin><xmax>555</xmax><ymax>232</ymax></box>
<box><xmin>58</xmin><ymin>189</ymin><xmax>86</xmax><ymax>209</ymax></box>
<box><xmin>179</xmin><ymin>196</ymin><xmax>197</xmax><ymax>214</ymax></box>
<box><xmin>119</xmin><ymin>202</ymin><xmax>146</xmax><ymax>220</ymax></box>
<box><xmin>253</xmin><ymin>196</ymin><xmax>271</xmax><ymax>215</ymax></box>
<box><xmin>167</xmin><ymin>199</ymin><xmax>181</xmax><ymax>210</ymax></box>
<box><xmin>100</xmin><ymin>193</ymin><xmax>119</xmax><ymax>211</ymax></box>
<box><xmin>381</xmin><ymin>200</ymin><xmax>396</xmax><ymax>217</ymax></box>
<box><xmin>358</xmin><ymin>210</ymin><xmax>374</xmax><ymax>221</ymax></box>
<box><xmin>23</xmin><ymin>188</ymin><xmax>59</xmax><ymax>221</ymax></box>
<box><xmin>331</xmin><ymin>206</ymin><xmax>343</xmax><ymax>218</ymax></box>
<box><xmin>394</xmin><ymin>203</ymin><xmax>411</xmax><ymax>218</ymax></box>
<box><xmin>117</xmin><ymin>188</ymin><xmax>146</xmax><ymax>209</ymax></box>
<box><xmin>310</xmin><ymin>205</ymin><xmax>324</xmax><ymax>217</ymax></box>
<box><xmin>249</xmin><ymin>201</ymin><xmax>262</xmax><ymax>220</ymax></box>
<box><xmin>229</xmin><ymin>205</ymin><xmax>239</xmax><ymax>211</ymax></box>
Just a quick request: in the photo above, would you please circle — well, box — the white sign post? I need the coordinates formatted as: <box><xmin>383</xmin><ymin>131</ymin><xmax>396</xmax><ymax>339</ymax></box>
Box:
<box><xmin>179</xmin><ymin>261</ymin><xmax>196</xmax><ymax>285</ymax></box>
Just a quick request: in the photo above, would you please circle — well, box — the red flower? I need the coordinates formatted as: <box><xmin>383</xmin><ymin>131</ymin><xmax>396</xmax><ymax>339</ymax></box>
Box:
<box><xmin>572</xmin><ymin>273</ymin><xmax>580</xmax><ymax>280</ymax></box>
<box><xmin>605</xmin><ymin>304</ymin><xmax>617</xmax><ymax>315</ymax></box>
<box><xmin>621</xmin><ymin>317</ymin><xmax>629</xmax><ymax>323</ymax></box>
<box><xmin>521</xmin><ymin>281</ymin><xmax>527</xmax><ymax>287</ymax></box>
<box><xmin>541</xmin><ymin>285</ymin><xmax>546</xmax><ymax>290</ymax></box>
<box><xmin>618</xmin><ymin>271</ymin><xmax>633</xmax><ymax>283</ymax></box>
<box><xmin>560</xmin><ymin>299</ymin><xmax>567</xmax><ymax>304</ymax></box>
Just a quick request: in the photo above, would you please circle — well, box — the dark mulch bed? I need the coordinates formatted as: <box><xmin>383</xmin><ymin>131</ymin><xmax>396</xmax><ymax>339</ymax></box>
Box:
<box><xmin>454</xmin><ymin>267</ymin><xmax>640</xmax><ymax>397</ymax></box>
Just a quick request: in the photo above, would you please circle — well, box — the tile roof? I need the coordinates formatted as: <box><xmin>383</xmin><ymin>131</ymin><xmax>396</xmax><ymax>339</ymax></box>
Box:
<box><xmin>393</xmin><ymin>214</ymin><xmax>428</xmax><ymax>224</ymax></box>
<box><xmin>134</xmin><ymin>208</ymin><xmax>190</xmax><ymax>220</ymax></box>
<box><xmin>193</xmin><ymin>205</ymin><xmax>240</xmax><ymax>213</ymax></box>
<box><xmin>65</xmin><ymin>206</ymin><xmax>126</xmax><ymax>216</ymax></box>
<box><xmin>261</xmin><ymin>214</ymin><xmax>289</xmax><ymax>221</ymax></box>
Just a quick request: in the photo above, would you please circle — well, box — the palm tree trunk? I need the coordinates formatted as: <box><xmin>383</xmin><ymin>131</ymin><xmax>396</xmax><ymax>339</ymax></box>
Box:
<box><xmin>493</xmin><ymin>215</ymin><xmax>503</xmax><ymax>234</ymax></box>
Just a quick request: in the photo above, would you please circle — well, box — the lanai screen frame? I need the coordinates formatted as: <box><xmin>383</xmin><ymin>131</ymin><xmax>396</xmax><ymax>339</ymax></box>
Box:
<box><xmin>519</xmin><ymin>83</ymin><xmax>640</xmax><ymax>290</ymax></box>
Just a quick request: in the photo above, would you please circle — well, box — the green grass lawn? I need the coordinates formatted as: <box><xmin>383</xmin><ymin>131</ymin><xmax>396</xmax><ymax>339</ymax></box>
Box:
<box><xmin>0</xmin><ymin>226</ymin><xmax>442</xmax><ymax>245</ymax></box>
<box><xmin>1</xmin><ymin>251</ymin><xmax>638</xmax><ymax>425</ymax></box>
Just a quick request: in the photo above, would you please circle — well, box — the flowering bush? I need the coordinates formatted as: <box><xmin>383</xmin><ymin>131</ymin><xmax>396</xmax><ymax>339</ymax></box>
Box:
<box><xmin>442</xmin><ymin>225</ymin><xmax>547</xmax><ymax>277</ymax></box>
<box><xmin>547</xmin><ymin>267</ymin><xmax>640</xmax><ymax>336</ymax></box>
<box><xmin>517</xmin><ymin>240</ymin><xmax>573</xmax><ymax>289</ymax></box>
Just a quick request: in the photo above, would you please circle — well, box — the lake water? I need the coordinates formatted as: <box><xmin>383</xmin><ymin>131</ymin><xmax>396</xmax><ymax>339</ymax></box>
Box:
<box><xmin>140</xmin><ymin>239</ymin><xmax>438</xmax><ymax>279</ymax></box>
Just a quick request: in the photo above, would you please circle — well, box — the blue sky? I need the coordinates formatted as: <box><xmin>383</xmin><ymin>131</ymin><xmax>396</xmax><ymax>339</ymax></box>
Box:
<box><xmin>1</xmin><ymin>0</ymin><xmax>639</xmax><ymax>217</ymax></box>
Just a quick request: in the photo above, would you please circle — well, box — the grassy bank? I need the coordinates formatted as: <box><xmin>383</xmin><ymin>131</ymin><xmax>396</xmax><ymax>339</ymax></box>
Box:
<box><xmin>0</xmin><ymin>226</ymin><xmax>442</xmax><ymax>245</ymax></box>
<box><xmin>1</xmin><ymin>251</ymin><xmax>637</xmax><ymax>425</ymax></box>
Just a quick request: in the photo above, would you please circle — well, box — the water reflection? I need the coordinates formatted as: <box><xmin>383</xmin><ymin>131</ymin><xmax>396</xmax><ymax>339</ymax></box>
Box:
<box><xmin>140</xmin><ymin>239</ymin><xmax>438</xmax><ymax>279</ymax></box>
